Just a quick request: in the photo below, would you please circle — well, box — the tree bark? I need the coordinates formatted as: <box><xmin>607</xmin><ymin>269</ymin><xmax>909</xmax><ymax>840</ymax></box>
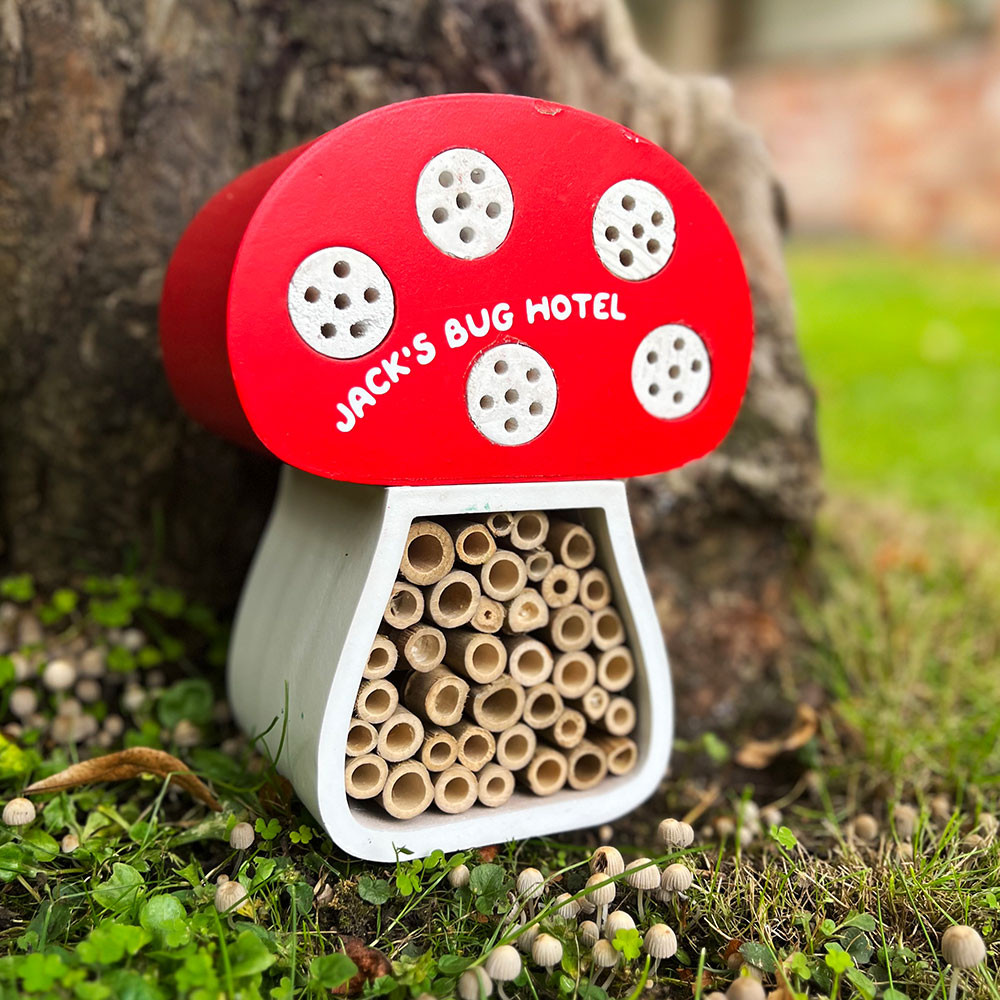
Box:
<box><xmin>0</xmin><ymin>0</ymin><xmax>820</xmax><ymax>737</ymax></box>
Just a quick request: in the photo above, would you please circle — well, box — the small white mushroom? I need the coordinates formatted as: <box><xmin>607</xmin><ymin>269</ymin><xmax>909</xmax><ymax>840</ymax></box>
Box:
<box><xmin>458</xmin><ymin>967</ymin><xmax>493</xmax><ymax>1000</ymax></box>
<box><xmin>78</xmin><ymin>648</ymin><xmax>106</xmax><ymax>678</ymax></box>
<box><xmin>726</xmin><ymin>975</ymin><xmax>765</xmax><ymax>1000</ymax></box>
<box><xmin>532</xmin><ymin>933</ymin><xmax>563</xmax><ymax>972</ymax></box>
<box><xmin>657</xmin><ymin>817</ymin><xmax>694</xmax><ymax>849</ymax></box>
<box><xmin>624</xmin><ymin>858</ymin><xmax>660</xmax><ymax>919</ymax></box>
<box><xmin>3</xmin><ymin>797</ymin><xmax>36</xmax><ymax>827</ymax></box>
<box><xmin>576</xmin><ymin>892</ymin><xmax>596</xmax><ymax>916</ymax></box>
<box><xmin>60</xmin><ymin>833</ymin><xmax>80</xmax><ymax>853</ymax></box>
<box><xmin>978</xmin><ymin>812</ymin><xmax>998</xmax><ymax>836</ymax></box>
<box><xmin>516</xmin><ymin>922</ymin><xmax>539</xmax><ymax>954</ymax></box>
<box><xmin>736</xmin><ymin>800</ymin><xmax>761</xmax><ymax>833</ymax></box>
<box><xmin>603</xmin><ymin>909</ymin><xmax>635</xmax><ymax>942</ymax></box>
<box><xmin>930</xmin><ymin>794</ymin><xmax>952</xmax><ymax>824</ymax></box>
<box><xmin>893</xmin><ymin>804</ymin><xmax>918</xmax><ymax>840</ymax></box>
<box><xmin>591</xmin><ymin>939</ymin><xmax>619</xmax><ymax>988</ymax></box>
<box><xmin>714</xmin><ymin>816</ymin><xmax>736</xmax><ymax>839</ymax></box>
<box><xmin>42</xmin><ymin>658</ymin><xmax>76</xmax><ymax>692</ymax></box>
<box><xmin>579</xmin><ymin>920</ymin><xmax>599</xmax><ymax>948</ymax></box>
<box><xmin>448</xmin><ymin>863</ymin><xmax>471</xmax><ymax>888</ymax></box>
<box><xmin>122</xmin><ymin>684</ymin><xmax>147</xmax><ymax>714</ymax></box>
<box><xmin>75</xmin><ymin>678</ymin><xmax>102</xmax><ymax>704</ymax></box>
<box><xmin>103</xmin><ymin>714</ymin><xmax>125</xmax><ymax>738</ymax></box>
<box><xmin>120</xmin><ymin>628</ymin><xmax>147</xmax><ymax>652</ymax></box>
<box><xmin>9</xmin><ymin>686</ymin><xmax>38</xmax><ymax>719</ymax></box>
<box><xmin>553</xmin><ymin>891</ymin><xmax>579</xmax><ymax>920</ymax></box>
<box><xmin>483</xmin><ymin>945</ymin><xmax>521</xmax><ymax>1000</ymax></box>
<box><xmin>215</xmin><ymin>879</ymin><xmax>249</xmax><ymax>913</ymax></box>
<box><xmin>852</xmin><ymin>813</ymin><xmax>880</xmax><ymax>842</ymax></box>
<box><xmin>584</xmin><ymin>872</ymin><xmax>616</xmax><ymax>936</ymax></box>
<box><xmin>229</xmin><ymin>822</ymin><xmax>255</xmax><ymax>850</ymax></box>
<box><xmin>589</xmin><ymin>844</ymin><xmax>624</xmax><ymax>876</ymax></box>
<box><xmin>516</xmin><ymin>868</ymin><xmax>545</xmax><ymax>915</ymax></box>
<box><xmin>597</xmin><ymin>823</ymin><xmax>614</xmax><ymax>841</ymax></box>
<box><xmin>942</xmin><ymin>925</ymin><xmax>986</xmax><ymax>1000</ymax></box>
<box><xmin>643</xmin><ymin>923</ymin><xmax>677</xmax><ymax>976</ymax></box>
<box><xmin>660</xmin><ymin>862</ymin><xmax>694</xmax><ymax>899</ymax></box>
<box><xmin>173</xmin><ymin>719</ymin><xmax>201</xmax><ymax>748</ymax></box>
<box><xmin>760</xmin><ymin>805</ymin><xmax>783</xmax><ymax>830</ymax></box>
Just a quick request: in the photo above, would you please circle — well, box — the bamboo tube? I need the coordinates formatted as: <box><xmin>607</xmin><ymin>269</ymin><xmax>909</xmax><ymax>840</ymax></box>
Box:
<box><xmin>543</xmin><ymin>707</ymin><xmax>586</xmax><ymax>749</ymax></box>
<box><xmin>502</xmin><ymin>636</ymin><xmax>553</xmax><ymax>687</ymax></box>
<box><xmin>403</xmin><ymin>667</ymin><xmax>469</xmax><ymax>726</ymax></box>
<box><xmin>540</xmin><ymin>565</ymin><xmax>580</xmax><ymax>609</ymax></box>
<box><xmin>501</xmin><ymin>588</ymin><xmax>549</xmax><ymax>634</ymax></box>
<box><xmin>509</xmin><ymin>510</ymin><xmax>550</xmax><ymax>550</ymax></box>
<box><xmin>433</xmin><ymin>764</ymin><xmax>479</xmax><ymax>814</ymax></box>
<box><xmin>384</xmin><ymin>581</ymin><xmax>424</xmax><ymax>629</ymax></box>
<box><xmin>381</xmin><ymin>760</ymin><xmax>434</xmax><ymax>818</ymax></box>
<box><xmin>424</xmin><ymin>570</ymin><xmax>481</xmax><ymax>629</ymax></box>
<box><xmin>376</xmin><ymin>708</ymin><xmax>425</xmax><ymax>762</ymax></box>
<box><xmin>390</xmin><ymin>624</ymin><xmax>446</xmax><ymax>672</ymax></box>
<box><xmin>443</xmin><ymin>629</ymin><xmax>507</xmax><ymax>684</ymax></box>
<box><xmin>518</xmin><ymin>747</ymin><xmax>569</xmax><ymax>796</ymax></box>
<box><xmin>524</xmin><ymin>548</ymin><xmax>555</xmax><ymax>583</ymax></box>
<box><xmin>591</xmin><ymin>607</ymin><xmax>625</xmax><ymax>651</ymax></box>
<box><xmin>481</xmin><ymin>512</ymin><xmax>513</xmax><ymax>537</ymax></box>
<box><xmin>565</xmin><ymin>739</ymin><xmax>609</xmax><ymax>790</ymax></box>
<box><xmin>479</xmin><ymin>550</ymin><xmax>527</xmax><ymax>601</ymax></box>
<box><xmin>578</xmin><ymin>568</ymin><xmax>612</xmax><ymax>611</ymax></box>
<box><xmin>354</xmin><ymin>679</ymin><xmax>399</xmax><ymax>724</ymax></box>
<box><xmin>345</xmin><ymin>754</ymin><xmax>388</xmax><ymax>800</ymax></box>
<box><xmin>569</xmin><ymin>684</ymin><xmax>610</xmax><ymax>723</ymax></box>
<box><xmin>445</xmin><ymin>519</ymin><xmax>497</xmax><ymax>565</ymax></box>
<box><xmin>399</xmin><ymin>520</ymin><xmax>455</xmax><ymax>585</ymax></box>
<box><xmin>364</xmin><ymin>634</ymin><xmax>398</xmax><ymax>680</ymax></box>
<box><xmin>552</xmin><ymin>650</ymin><xmax>597</xmax><ymax>699</ymax></box>
<box><xmin>467</xmin><ymin>675</ymin><xmax>525</xmax><ymax>732</ymax></box>
<box><xmin>477</xmin><ymin>763</ymin><xmax>515</xmax><ymax>807</ymax></box>
<box><xmin>471</xmin><ymin>596</ymin><xmax>505</xmax><ymax>634</ymax></box>
<box><xmin>545</xmin><ymin>519</ymin><xmax>596</xmax><ymax>570</ymax></box>
<box><xmin>495</xmin><ymin>723</ymin><xmax>537</xmax><ymax>770</ymax></box>
<box><xmin>420</xmin><ymin>727</ymin><xmax>459</xmax><ymax>772</ymax></box>
<box><xmin>599</xmin><ymin>696</ymin><xmax>636</xmax><ymax>736</ymax></box>
<box><xmin>346</xmin><ymin>718</ymin><xmax>378</xmax><ymax>757</ymax></box>
<box><xmin>596</xmin><ymin>646</ymin><xmax>634</xmax><ymax>692</ymax></box>
<box><xmin>591</xmin><ymin>735</ymin><xmax>638</xmax><ymax>775</ymax></box>
<box><xmin>449</xmin><ymin>720</ymin><xmax>496</xmax><ymax>772</ymax></box>
<box><xmin>522</xmin><ymin>682</ymin><xmax>563</xmax><ymax>730</ymax></box>
<box><xmin>542</xmin><ymin>604</ymin><xmax>593</xmax><ymax>652</ymax></box>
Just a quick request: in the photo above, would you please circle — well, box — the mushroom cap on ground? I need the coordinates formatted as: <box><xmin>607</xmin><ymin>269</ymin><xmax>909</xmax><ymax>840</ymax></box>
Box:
<box><xmin>726</xmin><ymin>975</ymin><xmax>766</xmax><ymax>1000</ymax></box>
<box><xmin>532</xmin><ymin>933</ymin><xmax>564</xmax><ymax>968</ymax></box>
<box><xmin>644</xmin><ymin>923</ymin><xmax>678</xmax><ymax>959</ymax></box>
<box><xmin>853</xmin><ymin>813</ymin><xmax>880</xmax><ymax>841</ymax></box>
<box><xmin>458</xmin><ymin>967</ymin><xmax>493</xmax><ymax>1000</ymax></box>
<box><xmin>42</xmin><ymin>658</ymin><xmax>76</xmax><ymax>692</ymax></box>
<box><xmin>484</xmin><ymin>945</ymin><xmax>522</xmax><ymax>982</ymax></box>
<box><xmin>893</xmin><ymin>804</ymin><xmax>918</xmax><ymax>839</ymax></box>
<box><xmin>585</xmin><ymin>872</ymin><xmax>616</xmax><ymax>905</ymax></box>
<box><xmin>941</xmin><ymin>925</ymin><xmax>986</xmax><ymax>969</ymax></box>
<box><xmin>516</xmin><ymin>923</ymin><xmax>539</xmax><ymax>954</ymax></box>
<box><xmin>60</xmin><ymin>833</ymin><xmax>79</xmax><ymax>853</ymax></box>
<box><xmin>625</xmin><ymin>858</ymin><xmax>660</xmax><ymax>891</ymax></box>
<box><xmin>9</xmin><ymin>687</ymin><xmax>38</xmax><ymax>719</ymax></box>
<box><xmin>554</xmin><ymin>891</ymin><xmax>580</xmax><ymax>919</ymax></box>
<box><xmin>229</xmin><ymin>821</ymin><xmax>255</xmax><ymax>850</ymax></box>
<box><xmin>590</xmin><ymin>845</ymin><xmax>625</xmax><ymax>876</ymax></box>
<box><xmin>660</xmin><ymin>862</ymin><xmax>694</xmax><ymax>893</ymax></box>
<box><xmin>658</xmin><ymin>817</ymin><xmax>694</xmax><ymax>848</ymax></box>
<box><xmin>979</xmin><ymin>812</ymin><xmax>998</xmax><ymax>835</ymax></box>
<box><xmin>591</xmin><ymin>939</ymin><xmax>619</xmax><ymax>969</ymax></box>
<box><xmin>2</xmin><ymin>797</ymin><xmax>36</xmax><ymax>826</ymax></box>
<box><xmin>516</xmin><ymin>867</ymin><xmax>545</xmax><ymax>900</ymax></box>
<box><xmin>579</xmin><ymin>920</ymin><xmax>599</xmax><ymax>947</ymax></box>
<box><xmin>214</xmin><ymin>879</ymin><xmax>249</xmax><ymax>913</ymax></box>
<box><xmin>604</xmin><ymin>910</ymin><xmax>636</xmax><ymax>940</ymax></box>
<box><xmin>760</xmin><ymin>806</ymin><xmax>783</xmax><ymax>829</ymax></box>
<box><xmin>448</xmin><ymin>863</ymin><xmax>471</xmax><ymax>888</ymax></box>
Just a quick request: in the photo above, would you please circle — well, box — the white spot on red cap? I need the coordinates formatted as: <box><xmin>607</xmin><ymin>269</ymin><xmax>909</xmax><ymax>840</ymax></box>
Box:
<box><xmin>632</xmin><ymin>324</ymin><xmax>710</xmax><ymax>419</ymax></box>
<box><xmin>593</xmin><ymin>179</ymin><xmax>675</xmax><ymax>281</ymax></box>
<box><xmin>466</xmin><ymin>344</ymin><xmax>556</xmax><ymax>445</ymax></box>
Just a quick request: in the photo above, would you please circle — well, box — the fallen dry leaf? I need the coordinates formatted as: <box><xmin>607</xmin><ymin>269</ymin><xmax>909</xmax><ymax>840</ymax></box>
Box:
<box><xmin>476</xmin><ymin>844</ymin><xmax>499</xmax><ymax>862</ymax></box>
<box><xmin>24</xmin><ymin>747</ymin><xmax>221</xmax><ymax>811</ymax></box>
<box><xmin>734</xmin><ymin>704</ymin><xmax>818</xmax><ymax>770</ymax></box>
<box><xmin>333</xmin><ymin>937</ymin><xmax>392</xmax><ymax>996</ymax></box>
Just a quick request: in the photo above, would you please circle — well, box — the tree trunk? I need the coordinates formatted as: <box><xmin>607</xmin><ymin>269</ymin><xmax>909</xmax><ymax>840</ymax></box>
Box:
<box><xmin>0</xmin><ymin>0</ymin><xmax>820</xmax><ymax>737</ymax></box>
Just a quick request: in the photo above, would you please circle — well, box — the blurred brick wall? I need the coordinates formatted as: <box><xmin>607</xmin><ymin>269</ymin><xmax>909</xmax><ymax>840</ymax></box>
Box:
<box><xmin>731</xmin><ymin>35</ymin><xmax>1000</xmax><ymax>251</ymax></box>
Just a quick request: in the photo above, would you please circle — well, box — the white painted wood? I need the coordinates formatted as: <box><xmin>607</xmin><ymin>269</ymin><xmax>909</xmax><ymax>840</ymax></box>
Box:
<box><xmin>229</xmin><ymin>466</ymin><xmax>673</xmax><ymax>861</ymax></box>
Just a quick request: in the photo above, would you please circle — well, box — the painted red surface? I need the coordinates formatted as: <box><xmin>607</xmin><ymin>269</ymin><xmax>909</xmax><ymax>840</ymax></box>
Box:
<box><xmin>160</xmin><ymin>94</ymin><xmax>752</xmax><ymax>484</ymax></box>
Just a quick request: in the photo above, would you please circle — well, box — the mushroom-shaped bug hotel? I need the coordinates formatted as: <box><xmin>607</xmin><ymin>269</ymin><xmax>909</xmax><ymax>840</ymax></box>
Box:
<box><xmin>159</xmin><ymin>94</ymin><xmax>753</xmax><ymax>860</ymax></box>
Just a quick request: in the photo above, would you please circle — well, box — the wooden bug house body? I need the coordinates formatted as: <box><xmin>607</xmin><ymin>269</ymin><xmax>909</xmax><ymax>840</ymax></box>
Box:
<box><xmin>159</xmin><ymin>94</ymin><xmax>753</xmax><ymax>860</ymax></box>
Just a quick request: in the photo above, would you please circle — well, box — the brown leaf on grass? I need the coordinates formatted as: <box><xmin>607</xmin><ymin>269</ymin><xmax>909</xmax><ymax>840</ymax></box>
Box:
<box><xmin>333</xmin><ymin>937</ymin><xmax>392</xmax><ymax>996</ymax></box>
<box><xmin>734</xmin><ymin>704</ymin><xmax>818</xmax><ymax>770</ymax></box>
<box><xmin>24</xmin><ymin>748</ymin><xmax>221</xmax><ymax>811</ymax></box>
<box><xmin>477</xmin><ymin>844</ymin><xmax>499</xmax><ymax>862</ymax></box>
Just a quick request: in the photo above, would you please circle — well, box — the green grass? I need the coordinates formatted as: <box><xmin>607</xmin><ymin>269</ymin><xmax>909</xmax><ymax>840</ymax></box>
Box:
<box><xmin>788</xmin><ymin>243</ymin><xmax>1000</xmax><ymax>531</ymax></box>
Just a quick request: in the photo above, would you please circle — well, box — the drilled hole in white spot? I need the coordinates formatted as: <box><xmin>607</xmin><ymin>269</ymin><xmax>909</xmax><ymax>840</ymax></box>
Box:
<box><xmin>417</xmin><ymin>148</ymin><xmax>513</xmax><ymax>259</ymax></box>
<box><xmin>632</xmin><ymin>324</ymin><xmax>711</xmax><ymax>420</ymax></box>
<box><xmin>480</xmin><ymin>395</ymin><xmax>494</xmax><ymax>410</ymax></box>
<box><xmin>287</xmin><ymin>246</ymin><xmax>395</xmax><ymax>359</ymax></box>
<box><xmin>466</xmin><ymin>344</ymin><xmax>557</xmax><ymax>446</ymax></box>
<box><xmin>593</xmin><ymin>179</ymin><xmax>676</xmax><ymax>280</ymax></box>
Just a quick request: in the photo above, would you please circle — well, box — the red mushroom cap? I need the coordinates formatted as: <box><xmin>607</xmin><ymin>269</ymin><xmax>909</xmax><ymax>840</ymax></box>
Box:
<box><xmin>160</xmin><ymin>94</ymin><xmax>752</xmax><ymax>485</ymax></box>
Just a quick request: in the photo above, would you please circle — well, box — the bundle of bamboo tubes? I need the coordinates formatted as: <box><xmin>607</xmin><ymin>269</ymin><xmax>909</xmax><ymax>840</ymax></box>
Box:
<box><xmin>345</xmin><ymin>509</ymin><xmax>640</xmax><ymax>820</ymax></box>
